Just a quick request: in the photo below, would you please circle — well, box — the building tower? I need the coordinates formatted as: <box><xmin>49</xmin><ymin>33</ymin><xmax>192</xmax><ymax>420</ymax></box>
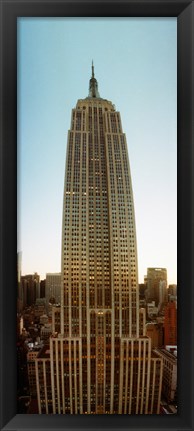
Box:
<box><xmin>45</xmin><ymin>272</ymin><xmax>61</xmax><ymax>306</ymax></box>
<box><xmin>35</xmin><ymin>65</ymin><xmax>163</xmax><ymax>414</ymax></box>
<box><xmin>146</xmin><ymin>267</ymin><xmax>167</xmax><ymax>307</ymax></box>
<box><xmin>21</xmin><ymin>272</ymin><xmax>40</xmax><ymax>307</ymax></box>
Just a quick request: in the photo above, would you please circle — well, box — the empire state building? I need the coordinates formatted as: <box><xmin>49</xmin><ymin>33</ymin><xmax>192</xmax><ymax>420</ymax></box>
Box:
<box><xmin>35</xmin><ymin>64</ymin><xmax>163</xmax><ymax>414</ymax></box>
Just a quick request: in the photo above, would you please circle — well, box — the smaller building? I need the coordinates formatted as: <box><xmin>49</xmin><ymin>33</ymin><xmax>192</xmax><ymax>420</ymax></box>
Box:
<box><xmin>21</xmin><ymin>273</ymin><xmax>40</xmax><ymax>307</ymax></box>
<box><xmin>34</xmin><ymin>298</ymin><xmax>46</xmax><ymax>321</ymax></box>
<box><xmin>146</xmin><ymin>267</ymin><xmax>167</xmax><ymax>306</ymax></box>
<box><xmin>154</xmin><ymin>347</ymin><xmax>177</xmax><ymax>403</ymax></box>
<box><xmin>40</xmin><ymin>323</ymin><xmax>52</xmax><ymax>342</ymax></box>
<box><xmin>27</xmin><ymin>348</ymin><xmax>42</xmax><ymax>397</ymax></box>
<box><xmin>168</xmin><ymin>284</ymin><xmax>177</xmax><ymax>297</ymax></box>
<box><xmin>40</xmin><ymin>314</ymin><xmax>49</xmax><ymax>325</ymax></box>
<box><xmin>158</xmin><ymin>280</ymin><xmax>168</xmax><ymax>310</ymax></box>
<box><xmin>164</xmin><ymin>301</ymin><xmax>177</xmax><ymax>346</ymax></box>
<box><xmin>139</xmin><ymin>283</ymin><xmax>147</xmax><ymax>299</ymax></box>
<box><xmin>45</xmin><ymin>273</ymin><xmax>61</xmax><ymax>307</ymax></box>
<box><xmin>40</xmin><ymin>279</ymin><xmax>46</xmax><ymax>298</ymax></box>
<box><xmin>146</xmin><ymin>322</ymin><xmax>164</xmax><ymax>348</ymax></box>
<box><xmin>147</xmin><ymin>301</ymin><xmax>158</xmax><ymax>319</ymax></box>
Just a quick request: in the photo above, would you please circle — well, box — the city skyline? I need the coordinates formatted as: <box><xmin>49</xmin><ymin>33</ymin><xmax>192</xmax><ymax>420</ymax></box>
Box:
<box><xmin>17</xmin><ymin>18</ymin><xmax>177</xmax><ymax>284</ymax></box>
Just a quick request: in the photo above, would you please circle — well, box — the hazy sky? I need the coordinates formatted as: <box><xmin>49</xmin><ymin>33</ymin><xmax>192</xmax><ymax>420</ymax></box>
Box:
<box><xmin>17</xmin><ymin>17</ymin><xmax>177</xmax><ymax>284</ymax></box>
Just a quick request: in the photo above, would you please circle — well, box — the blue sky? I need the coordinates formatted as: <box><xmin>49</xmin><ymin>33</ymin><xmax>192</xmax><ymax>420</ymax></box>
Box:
<box><xmin>17</xmin><ymin>18</ymin><xmax>177</xmax><ymax>284</ymax></box>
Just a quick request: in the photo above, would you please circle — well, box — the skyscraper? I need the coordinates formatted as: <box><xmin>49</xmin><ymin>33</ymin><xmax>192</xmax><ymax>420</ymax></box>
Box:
<box><xmin>35</xmin><ymin>65</ymin><xmax>163</xmax><ymax>414</ymax></box>
<box><xmin>45</xmin><ymin>273</ymin><xmax>61</xmax><ymax>306</ymax></box>
<box><xmin>21</xmin><ymin>272</ymin><xmax>40</xmax><ymax>307</ymax></box>
<box><xmin>146</xmin><ymin>267</ymin><xmax>167</xmax><ymax>306</ymax></box>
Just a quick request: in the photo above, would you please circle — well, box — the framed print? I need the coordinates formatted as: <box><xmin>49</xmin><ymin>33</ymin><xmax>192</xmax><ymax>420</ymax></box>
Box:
<box><xmin>0</xmin><ymin>0</ymin><xmax>193</xmax><ymax>430</ymax></box>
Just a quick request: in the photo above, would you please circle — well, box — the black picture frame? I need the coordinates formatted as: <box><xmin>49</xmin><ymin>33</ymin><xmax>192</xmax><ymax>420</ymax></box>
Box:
<box><xmin>0</xmin><ymin>0</ymin><xmax>193</xmax><ymax>430</ymax></box>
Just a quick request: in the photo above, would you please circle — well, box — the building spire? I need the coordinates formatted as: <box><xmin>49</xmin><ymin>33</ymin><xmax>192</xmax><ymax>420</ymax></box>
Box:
<box><xmin>92</xmin><ymin>60</ymin><xmax>94</xmax><ymax>78</ymax></box>
<box><xmin>88</xmin><ymin>61</ymin><xmax>100</xmax><ymax>98</ymax></box>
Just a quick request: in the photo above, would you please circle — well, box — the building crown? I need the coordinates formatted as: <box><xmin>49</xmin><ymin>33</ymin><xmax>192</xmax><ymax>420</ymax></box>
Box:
<box><xmin>88</xmin><ymin>61</ymin><xmax>100</xmax><ymax>98</ymax></box>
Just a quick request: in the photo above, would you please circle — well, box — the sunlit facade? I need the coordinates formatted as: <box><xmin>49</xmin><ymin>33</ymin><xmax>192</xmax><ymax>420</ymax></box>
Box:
<box><xmin>35</xmin><ymin>65</ymin><xmax>163</xmax><ymax>414</ymax></box>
